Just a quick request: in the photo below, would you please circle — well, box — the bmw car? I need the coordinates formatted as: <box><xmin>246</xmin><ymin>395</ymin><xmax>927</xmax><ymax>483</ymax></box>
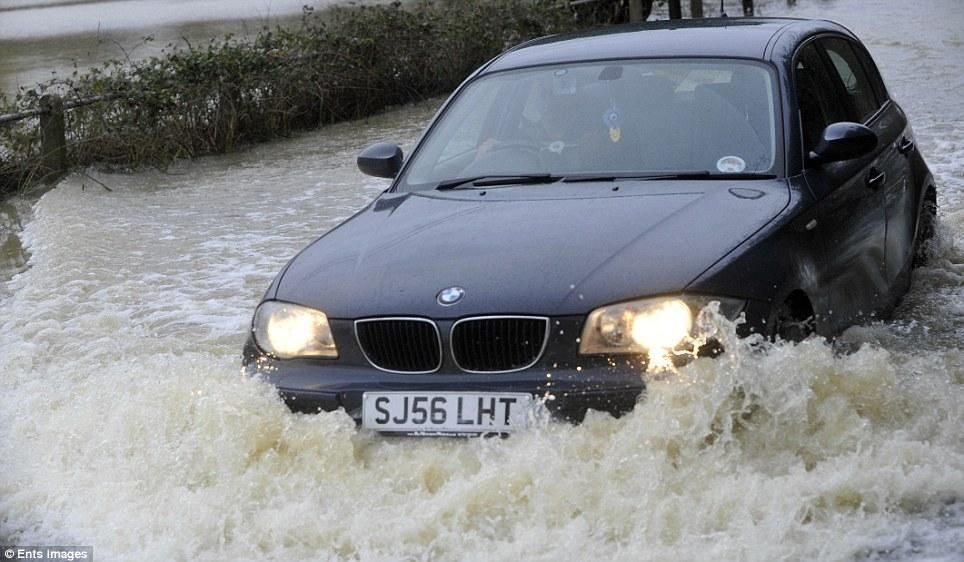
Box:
<box><xmin>243</xmin><ymin>18</ymin><xmax>936</xmax><ymax>435</ymax></box>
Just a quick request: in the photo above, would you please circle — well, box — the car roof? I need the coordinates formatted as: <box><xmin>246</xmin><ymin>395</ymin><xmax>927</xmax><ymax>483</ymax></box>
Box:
<box><xmin>482</xmin><ymin>18</ymin><xmax>854</xmax><ymax>73</ymax></box>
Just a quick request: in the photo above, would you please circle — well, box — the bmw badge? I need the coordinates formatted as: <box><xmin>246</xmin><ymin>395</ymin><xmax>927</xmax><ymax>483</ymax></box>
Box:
<box><xmin>437</xmin><ymin>286</ymin><xmax>465</xmax><ymax>306</ymax></box>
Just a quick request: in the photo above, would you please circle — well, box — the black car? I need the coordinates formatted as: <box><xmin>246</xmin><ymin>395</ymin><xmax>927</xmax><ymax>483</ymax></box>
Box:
<box><xmin>243</xmin><ymin>18</ymin><xmax>936</xmax><ymax>435</ymax></box>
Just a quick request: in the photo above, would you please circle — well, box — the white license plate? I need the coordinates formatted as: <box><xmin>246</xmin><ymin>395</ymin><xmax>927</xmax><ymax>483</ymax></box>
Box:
<box><xmin>362</xmin><ymin>391</ymin><xmax>533</xmax><ymax>435</ymax></box>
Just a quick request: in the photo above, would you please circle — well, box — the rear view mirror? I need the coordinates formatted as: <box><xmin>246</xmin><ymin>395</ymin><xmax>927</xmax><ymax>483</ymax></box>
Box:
<box><xmin>357</xmin><ymin>142</ymin><xmax>403</xmax><ymax>178</ymax></box>
<box><xmin>809</xmin><ymin>122</ymin><xmax>877</xmax><ymax>165</ymax></box>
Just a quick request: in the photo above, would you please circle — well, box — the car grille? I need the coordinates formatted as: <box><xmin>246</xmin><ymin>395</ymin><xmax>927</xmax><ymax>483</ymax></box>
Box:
<box><xmin>451</xmin><ymin>316</ymin><xmax>549</xmax><ymax>373</ymax></box>
<box><xmin>355</xmin><ymin>318</ymin><xmax>441</xmax><ymax>373</ymax></box>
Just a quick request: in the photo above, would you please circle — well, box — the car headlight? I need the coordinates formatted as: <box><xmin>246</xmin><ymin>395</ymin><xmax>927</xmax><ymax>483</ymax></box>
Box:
<box><xmin>579</xmin><ymin>296</ymin><xmax>744</xmax><ymax>356</ymax></box>
<box><xmin>252</xmin><ymin>301</ymin><xmax>338</xmax><ymax>359</ymax></box>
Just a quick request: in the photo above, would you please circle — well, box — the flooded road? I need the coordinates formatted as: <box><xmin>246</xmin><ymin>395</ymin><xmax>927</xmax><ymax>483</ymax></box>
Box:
<box><xmin>1</xmin><ymin>0</ymin><xmax>963</xmax><ymax>559</ymax></box>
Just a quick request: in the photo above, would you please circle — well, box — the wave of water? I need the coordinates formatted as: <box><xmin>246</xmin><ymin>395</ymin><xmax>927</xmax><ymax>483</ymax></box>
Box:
<box><xmin>1</xmin><ymin>0</ymin><xmax>962</xmax><ymax>560</ymax></box>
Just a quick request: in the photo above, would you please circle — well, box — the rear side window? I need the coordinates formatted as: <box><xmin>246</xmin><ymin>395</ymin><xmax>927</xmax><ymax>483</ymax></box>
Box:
<box><xmin>820</xmin><ymin>37</ymin><xmax>881</xmax><ymax>122</ymax></box>
<box><xmin>794</xmin><ymin>43</ymin><xmax>847</xmax><ymax>153</ymax></box>
<box><xmin>850</xmin><ymin>42</ymin><xmax>889</xmax><ymax>105</ymax></box>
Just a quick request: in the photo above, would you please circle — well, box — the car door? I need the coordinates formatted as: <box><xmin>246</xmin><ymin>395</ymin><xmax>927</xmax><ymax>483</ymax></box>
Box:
<box><xmin>819</xmin><ymin>37</ymin><xmax>912</xmax><ymax>289</ymax></box>
<box><xmin>795</xmin><ymin>40</ymin><xmax>888</xmax><ymax>331</ymax></box>
<box><xmin>846</xmin><ymin>39</ymin><xmax>918</xmax><ymax>282</ymax></box>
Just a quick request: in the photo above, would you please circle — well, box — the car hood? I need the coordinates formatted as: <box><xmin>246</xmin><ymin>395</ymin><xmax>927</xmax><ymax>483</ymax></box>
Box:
<box><xmin>275</xmin><ymin>180</ymin><xmax>790</xmax><ymax>318</ymax></box>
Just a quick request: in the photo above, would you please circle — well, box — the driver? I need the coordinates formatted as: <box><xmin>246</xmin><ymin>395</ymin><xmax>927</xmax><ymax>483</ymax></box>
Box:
<box><xmin>531</xmin><ymin>78</ymin><xmax>601</xmax><ymax>155</ymax></box>
<box><xmin>464</xmin><ymin>71</ymin><xmax>611</xmax><ymax>176</ymax></box>
<box><xmin>529</xmin><ymin>75</ymin><xmax>618</xmax><ymax>173</ymax></box>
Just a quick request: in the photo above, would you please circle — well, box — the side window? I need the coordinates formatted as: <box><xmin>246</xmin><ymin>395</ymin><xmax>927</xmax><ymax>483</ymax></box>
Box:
<box><xmin>820</xmin><ymin>37</ymin><xmax>881</xmax><ymax>122</ymax></box>
<box><xmin>794</xmin><ymin>43</ymin><xmax>847</xmax><ymax>153</ymax></box>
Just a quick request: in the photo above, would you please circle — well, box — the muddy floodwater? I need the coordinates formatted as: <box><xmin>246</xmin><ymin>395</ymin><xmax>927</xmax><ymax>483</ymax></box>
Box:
<box><xmin>1</xmin><ymin>0</ymin><xmax>963</xmax><ymax>560</ymax></box>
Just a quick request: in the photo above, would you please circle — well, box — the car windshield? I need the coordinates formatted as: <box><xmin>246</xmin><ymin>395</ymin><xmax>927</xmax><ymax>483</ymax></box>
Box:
<box><xmin>399</xmin><ymin>59</ymin><xmax>779</xmax><ymax>190</ymax></box>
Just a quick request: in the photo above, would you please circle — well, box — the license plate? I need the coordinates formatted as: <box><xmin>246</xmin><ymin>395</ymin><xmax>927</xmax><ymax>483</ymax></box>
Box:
<box><xmin>362</xmin><ymin>391</ymin><xmax>533</xmax><ymax>435</ymax></box>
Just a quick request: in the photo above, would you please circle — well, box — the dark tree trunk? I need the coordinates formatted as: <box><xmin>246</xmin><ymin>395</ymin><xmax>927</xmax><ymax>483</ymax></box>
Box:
<box><xmin>668</xmin><ymin>0</ymin><xmax>682</xmax><ymax>19</ymax></box>
<box><xmin>39</xmin><ymin>94</ymin><xmax>67</xmax><ymax>182</ymax></box>
<box><xmin>742</xmin><ymin>0</ymin><xmax>754</xmax><ymax>16</ymax></box>
<box><xmin>643</xmin><ymin>0</ymin><xmax>654</xmax><ymax>19</ymax></box>
<box><xmin>629</xmin><ymin>0</ymin><xmax>655</xmax><ymax>22</ymax></box>
<box><xmin>690</xmin><ymin>0</ymin><xmax>703</xmax><ymax>18</ymax></box>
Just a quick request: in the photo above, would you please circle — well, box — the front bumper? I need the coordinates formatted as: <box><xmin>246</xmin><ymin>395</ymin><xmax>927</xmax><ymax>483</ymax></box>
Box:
<box><xmin>248</xmin><ymin>357</ymin><xmax>645</xmax><ymax>422</ymax></box>
<box><xmin>242</xmin><ymin>314</ymin><xmax>647</xmax><ymax>421</ymax></box>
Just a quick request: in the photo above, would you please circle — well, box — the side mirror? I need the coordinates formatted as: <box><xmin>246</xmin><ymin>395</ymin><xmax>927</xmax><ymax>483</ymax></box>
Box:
<box><xmin>357</xmin><ymin>142</ymin><xmax>403</xmax><ymax>178</ymax></box>
<box><xmin>808</xmin><ymin>122</ymin><xmax>877</xmax><ymax>165</ymax></box>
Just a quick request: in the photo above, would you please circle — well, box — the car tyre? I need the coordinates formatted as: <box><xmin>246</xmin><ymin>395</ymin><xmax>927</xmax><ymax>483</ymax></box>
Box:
<box><xmin>912</xmin><ymin>187</ymin><xmax>937</xmax><ymax>268</ymax></box>
<box><xmin>774</xmin><ymin>298</ymin><xmax>815</xmax><ymax>343</ymax></box>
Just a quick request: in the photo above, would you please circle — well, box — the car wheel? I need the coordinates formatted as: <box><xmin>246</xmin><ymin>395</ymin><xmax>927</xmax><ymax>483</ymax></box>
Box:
<box><xmin>774</xmin><ymin>294</ymin><xmax>815</xmax><ymax>343</ymax></box>
<box><xmin>912</xmin><ymin>187</ymin><xmax>937</xmax><ymax>268</ymax></box>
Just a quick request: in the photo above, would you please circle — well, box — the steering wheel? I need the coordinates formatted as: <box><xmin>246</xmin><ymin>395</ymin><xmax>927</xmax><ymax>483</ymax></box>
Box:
<box><xmin>461</xmin><ymin>140</ymin><xmax>545</xmax><ymax>176</ymax></box>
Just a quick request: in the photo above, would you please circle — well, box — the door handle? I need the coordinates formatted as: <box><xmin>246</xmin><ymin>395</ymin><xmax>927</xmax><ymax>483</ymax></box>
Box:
<box><xmin>865</xmin><ymin>167</ymin><xmax>886</xmax><ymax>190</ymax></box>
<box><xmin>897</xmin><ymin>136</ymin><xmax>915</xmax><ymax>155</ymax></box>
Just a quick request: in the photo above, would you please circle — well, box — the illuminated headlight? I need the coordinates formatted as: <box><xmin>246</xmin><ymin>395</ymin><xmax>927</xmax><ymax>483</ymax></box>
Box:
<box><xmin>252</xmin><ymin>301</ymin><xmax>338</xmax><ymax>359</ymax></box>
<box><xmin>579</xmin><ymin>296</ymin><xmax>744</xmax><ymax>356</ymax></box>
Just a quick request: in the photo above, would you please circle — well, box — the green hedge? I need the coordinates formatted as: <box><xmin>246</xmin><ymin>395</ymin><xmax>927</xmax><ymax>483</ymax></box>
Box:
<box><xmin>0</xmin><ymin>0</ymin><xmax>584</xmax><ymax>195</ymax></box>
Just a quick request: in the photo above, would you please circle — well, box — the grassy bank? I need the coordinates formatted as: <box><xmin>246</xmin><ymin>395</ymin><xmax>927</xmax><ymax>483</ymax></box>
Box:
<box><xmin>0</xmin><ymin>0</ymin><xmax>583</xmax><ymax>196</ymax></box>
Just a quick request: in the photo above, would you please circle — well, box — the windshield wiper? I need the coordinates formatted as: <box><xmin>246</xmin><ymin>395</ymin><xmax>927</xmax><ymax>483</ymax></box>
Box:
<box><xmin>435</xmin><ymin>171</ymin><xmax>775</xmax><ymax>190</ymax></box>
<box><xmin>561</xmin><ymin>171</ymin><xmax>777</xmax><ymax>183</ymax></box>
<box><xmin>435</xmin><ymin>174</ymin><xmax>562</xmax><ymax>191</ymax></box>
